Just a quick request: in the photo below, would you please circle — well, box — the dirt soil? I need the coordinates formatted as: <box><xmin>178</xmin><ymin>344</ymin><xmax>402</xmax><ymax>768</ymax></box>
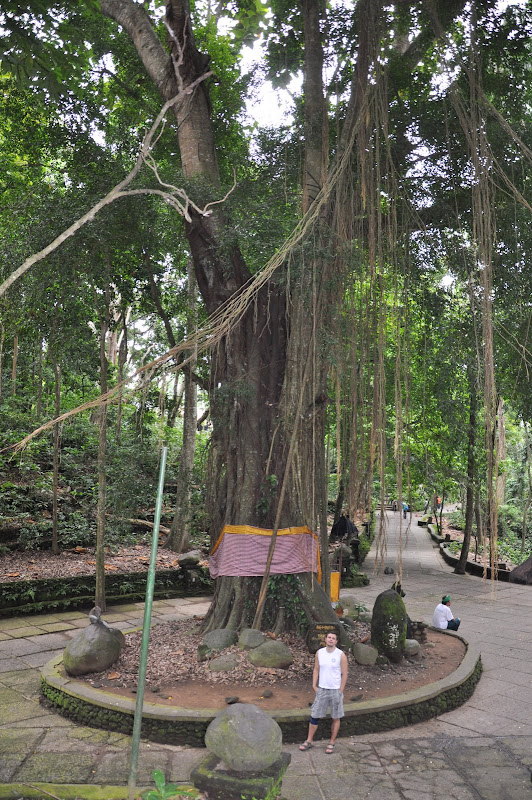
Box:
<box><xmin>0</xmin><ymin>543</ymin><xmax>202</xmax><ymax>582</ymax></box>
<box><xmin>80</xmin><ymin>619</ymin><xmax>466</xmax><ymax>712</ymax></box>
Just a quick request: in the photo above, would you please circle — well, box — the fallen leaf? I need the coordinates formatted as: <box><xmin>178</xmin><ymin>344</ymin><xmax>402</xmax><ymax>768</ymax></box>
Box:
<box><xmin>6</xmin><ymin>572</ymin><xmax>20</xmax><ymax>577</ymax></box>
<box><xmin>107</xmin><ymin>672</ymin><xmax>120</xmax><ymax>680</ymax></box>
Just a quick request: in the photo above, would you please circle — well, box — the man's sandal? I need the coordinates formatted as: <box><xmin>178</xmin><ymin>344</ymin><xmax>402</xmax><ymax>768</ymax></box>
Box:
<box><xmin>299</xmin><ymin>741</ymin><xmax>313</xmax><ymax>751</ymax></box>
<box><xmin>325</xmin><ymin>742</ymin><xmax>335</xmax><ymax>754</ymax></box>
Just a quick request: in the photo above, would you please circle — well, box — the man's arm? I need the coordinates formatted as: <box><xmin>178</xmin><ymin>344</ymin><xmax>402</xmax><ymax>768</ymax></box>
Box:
<box><xmin>312</xmin><ymin>651</ymin><xmax>320</xmax><ymax>692</ymax></box>
<box><xmin>339</xmin><ymin>651</ymin><xmax>348</xmax><ymax>694</ymax></box>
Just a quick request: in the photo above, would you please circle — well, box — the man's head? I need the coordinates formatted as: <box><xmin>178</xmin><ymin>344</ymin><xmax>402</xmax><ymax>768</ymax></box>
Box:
<box><xmin>325</xmin><ymin>631</ymin><xmax>338</xmax><ymax>648</ymax></box>
<box><xmin>442</xmin><ymin>594</ymin><xmax>451</xmax><ymax>605</ymax></box>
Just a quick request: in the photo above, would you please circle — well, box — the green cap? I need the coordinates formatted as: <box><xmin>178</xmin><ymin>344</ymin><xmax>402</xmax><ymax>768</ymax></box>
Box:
<box><xmin>442</xmin><ymin>595</ymin><xmax>451</xmax><ymax>603</ymax></box>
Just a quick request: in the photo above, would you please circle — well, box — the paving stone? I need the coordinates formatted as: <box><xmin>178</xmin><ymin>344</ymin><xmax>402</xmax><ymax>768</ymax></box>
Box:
<box><xmin>91</xmin><ymin>749</ymin><xmax>170</xmax><ymax>784</ymax></box>
<box><xmin>0</xmin><ymin>727</ymin><xmax>42</xmax><ymax>755</ymax></box>
<box><xmin>498</xmin><ymin>735</ymin><xmax>532</xmax><ymax>768</ymax></box>
<box><xmin>24</xmin><ymin>632</ymin><xmax>72</xmax><ymax>649</ymax></box>
<box><xmin>18</xmin><ymin>614</ymin><xmax>62</xmax><ymax>625</ymax></box>
<box><xmin>6</xmin><ymin>626</ymin><xmax>45</xmax><ymax>638</ymax></box>
<box><xmin>14</xmin><ymin>752</ymin><xmax>95</xmax><ymax>782</ymax></box>
<box><xmin>0</xmin><ymin>632</ymin><xmax>12</xmax><ymax>641</ymax></box>
<box><xmin>21</xmin><ymin>650</ymin><xmax>61</xmax><ymax>668</ymax></box>
<box><xmin>38</xmin><ymin>726</ymin><xmax>111</xmax><ymax>752</ymax></box>
<box><xmin>392</xmin><ymin>771</ymin><xmax>479</xmax><ymax>799</ymax></box>
<box><xmin>0</xmin><ymin>618</ymin><xmax>29</xmax><ymax>631</ymax></box>
<box><xmin>0</xmin><ymin>756</ymin><xmax>20</xmax><ymax>781</ymax></box>
<box><xmin>0</xmin><ymin>698</ymin><xmax>50</xmax><ymax>724</ymax></box>
<box><xmin>53</xmin><ymin>611</ymin><xmax>90</xmax><ymax>620</ymax></box>
<box><xmin>38</xmin><ymin>622</ymin><xmax>77</xmax><ymax>632</ymax></box>
<box><xmin>0</xmin><ymin>668</ymin><xmax>39</xmax><ymax>688</ymax></box>
<box><xmin>280</xmin><ymin>774</ymin><xmax>327</xmax><ymax>800</ymax></box>
<box><xmin>0</xmin><ymin>687</ymin><xmax>28</xmax><ymax>706</ymax></box>
<box><xmin>0</xmin><ymin>639</ymin><xmax>47</xmax><ymax>657</ymax></box>
<box><xmin>168</xmin><ymin>749</ymin><xmax>207</xmax><ymax>781</ymax></box>
<box><xmin>0</xmin><ymin>657</ymin><xmax>33</xmax><ymax>680</ymax></box>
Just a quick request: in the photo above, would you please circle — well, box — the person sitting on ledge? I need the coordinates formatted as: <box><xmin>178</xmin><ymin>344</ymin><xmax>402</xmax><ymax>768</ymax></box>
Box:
<box><xmin>432</xmin><ymin>594</ymin><xmax>461</xmax><ymax>631</ymax></box>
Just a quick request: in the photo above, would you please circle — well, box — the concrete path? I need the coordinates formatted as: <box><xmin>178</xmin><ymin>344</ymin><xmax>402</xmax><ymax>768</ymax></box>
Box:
<box><xmin>1</xmin><ymin>512</ymin><xmax>532</xmax><ymax>799</ymax></box>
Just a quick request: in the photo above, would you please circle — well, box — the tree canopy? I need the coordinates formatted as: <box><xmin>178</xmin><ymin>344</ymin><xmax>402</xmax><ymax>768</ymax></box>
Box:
<box><xmin>1</xmin><ymin>0</ymin><xmax>532</xmax><ymax>625</ymax></box>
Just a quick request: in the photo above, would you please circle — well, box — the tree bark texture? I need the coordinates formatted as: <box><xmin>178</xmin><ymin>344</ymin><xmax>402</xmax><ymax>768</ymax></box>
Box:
<box><xmin>97</xmin><ymin>0</ymin><xmax>376</xmax><ymax>631</ymax></box>
<box><xmin>456</xmin><ymin>385</ymin><xmax>476</xmax><ymax>574</ymax></box>
<box><xmin>94</xmin><ymin>263</ymin><xmax>111</xmax><ymax>612</ymax></box>
<box><xmin>51</xmin><ymin>359</ymin><xmax>61</xmax><ymax>556</ymax></box>
<box><xmin>166</xmin><ymin>260</ymin><xmax>198</xmax><ymax>552</ymax></box>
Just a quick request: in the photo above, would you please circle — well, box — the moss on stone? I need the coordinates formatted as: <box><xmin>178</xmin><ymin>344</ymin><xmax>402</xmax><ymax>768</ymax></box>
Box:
<box><xmin>40</xmin><ymin>650</ymin><xmax>482</xmax><ymax>749</ymax></box>
<box><xmin>371</xmin><ymin>589</ymin><xmax>407</xmax><ymax>663</ymax></box>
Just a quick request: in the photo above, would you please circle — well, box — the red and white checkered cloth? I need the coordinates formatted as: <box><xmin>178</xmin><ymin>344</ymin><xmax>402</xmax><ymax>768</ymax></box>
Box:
<box><xmin>209</xmin><ymin>525</ymin><xmax>320</xmax><ymax>579</ymax></box>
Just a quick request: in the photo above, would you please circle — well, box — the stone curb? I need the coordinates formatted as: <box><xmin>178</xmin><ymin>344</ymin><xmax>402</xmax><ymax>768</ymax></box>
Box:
<box><xmin>0</xmin><ymin>784</ymin><xmax>153</xmax><ymax>799</ymax></box>
<box><xmin>40</xmin><ymin>632</ymin><xmax>481</xmax><ymax>744</ymax></box>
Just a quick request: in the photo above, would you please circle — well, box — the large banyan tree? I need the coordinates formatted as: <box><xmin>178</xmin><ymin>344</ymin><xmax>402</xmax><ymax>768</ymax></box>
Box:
<box><xmin>3</xmin><ymin>0</ymin><xmax>532</xmax><ymax>625</ymax></box>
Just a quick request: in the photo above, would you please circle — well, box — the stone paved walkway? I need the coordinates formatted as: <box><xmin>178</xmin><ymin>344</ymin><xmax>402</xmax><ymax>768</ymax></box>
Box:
<box><xmin>1</xmin><ymin>512</ymin><xmax>532</xmax><ymax>798</ymax></box>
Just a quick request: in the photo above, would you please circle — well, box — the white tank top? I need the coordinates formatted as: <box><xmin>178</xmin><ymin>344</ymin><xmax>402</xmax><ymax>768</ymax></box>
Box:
<box><xmin>318</xmin><ymin>646</ymin><xmax>342</xmax><ymax>689</ymax></box>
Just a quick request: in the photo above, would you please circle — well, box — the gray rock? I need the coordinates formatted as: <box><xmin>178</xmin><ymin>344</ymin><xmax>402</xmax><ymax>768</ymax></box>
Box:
<box><xmin>340</xmin><ymin>616</ymin><xmax>357</xmax><ymax>630</ymax></box>
<box><xmin>248</xmin><ymin>640</ymin><xmax>294</xmax><ymax>669</ymax></box>
<box><xmin>371</xmin><ymin>588</ymin><xmax>407</xmax><ymax>663</ymax></box>
<box><xmin>202</xmin><ymin>628</ymin><xmax>238</xmax><ymax>654</ymax></box>
<box><xmin>238</xmin><ymin>628</ymin><xmax>266</xmax><ymax>650</ymax></box>
<box><xmin>352</xmin><ymin>641</ymin><xmax>378</xmax><ymax>666</ymax></box>
<box><xmin>405</xmin><ymin>638</ymin><xmax>421</xmax><ymax>656</ymax></box>
<box><xmin>63</xmin><ymin>623</ymin><xmax>123</xmax><ymax>676</ymax></box>
<box><xmin>225</xmin><ymin>696</ymin><xmax>239</xmax><ymax>704</ymax></box>
<box><xmin>262</xmin><ymin>689</ymin><xmax>273</xmax><ymax>698</ymax></box>
<box><xmin>208</xmin><ymin>654</ymin><xmax>240</xmax><ymax>672</ymax></box>
<box><xmin>205</xmin><ymin>703</ymin><xmax>282</xmax><ymax>772</ymax></box>
<box><xmin>178</xmin><ymin>549</ymin><xmax>203</xmax><ymax>568</ymax></box>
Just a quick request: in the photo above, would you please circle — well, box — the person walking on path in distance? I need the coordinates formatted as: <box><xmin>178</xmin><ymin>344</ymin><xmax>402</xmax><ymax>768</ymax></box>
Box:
<box><xmin>432</xmin><ymin>594</ymin><xmax>461</xmax><ymax>631</ymax></box>
<box><xmin>402</xmin><ymin>500</ymin><xmax>409</xmax><ymax>519</ymax></box>
<box><xmin>299</xmin><ymin>631</ymin><xmax>348</xmax><ymax>754</ymax></box>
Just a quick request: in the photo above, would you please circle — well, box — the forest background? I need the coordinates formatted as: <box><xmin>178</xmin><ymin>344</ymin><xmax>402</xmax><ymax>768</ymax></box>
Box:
<box><xmin>0</xmin><ymin>0</ymin><xmax>532</xmax><ymax>626</ymax></box>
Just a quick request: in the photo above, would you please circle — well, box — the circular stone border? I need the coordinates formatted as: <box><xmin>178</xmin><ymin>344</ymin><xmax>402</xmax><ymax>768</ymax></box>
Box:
<box><xmin>40</xmin><ymin>629</ymin><xmax>481</xmax><ymax>745</ymax></box>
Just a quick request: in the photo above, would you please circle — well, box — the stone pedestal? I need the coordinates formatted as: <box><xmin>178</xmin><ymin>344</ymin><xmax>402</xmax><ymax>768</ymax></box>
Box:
<box><xmin>191</xmin><ymin>751</ymin><xmax>291</xmax><ymax>800</ymax></box>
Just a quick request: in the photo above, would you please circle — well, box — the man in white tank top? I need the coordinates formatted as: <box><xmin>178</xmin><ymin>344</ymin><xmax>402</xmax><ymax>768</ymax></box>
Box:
<box><xmin>299</xmin><ymin>630</ymin><xmax>348</xmax><ymax>754</ymax></box>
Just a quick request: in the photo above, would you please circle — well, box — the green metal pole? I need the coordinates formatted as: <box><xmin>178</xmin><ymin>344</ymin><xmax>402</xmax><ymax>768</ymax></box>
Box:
<box><xmin>128</xmin><ymin>444</ymin><xmax>168</xmax><ymax>800</ymax></box>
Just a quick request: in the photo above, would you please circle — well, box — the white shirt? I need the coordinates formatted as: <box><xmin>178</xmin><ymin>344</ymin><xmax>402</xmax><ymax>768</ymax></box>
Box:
<box><xmin>432</xmin><ymin>603</ymin><xmax>454</xmax><ymax>629</ymax></box>
<box><xmin>317</xmin><ymin>646</ymin><xmax>342</xmax><ymax>689</ymax></box>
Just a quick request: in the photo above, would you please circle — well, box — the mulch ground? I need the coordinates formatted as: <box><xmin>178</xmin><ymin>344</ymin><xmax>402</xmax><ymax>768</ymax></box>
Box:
<box><xmin>77</xmin><ymin>618</ymin><xmax>466</xmax><ymax>711</ymax></box>
<box><xmin>0</xmin><ymin>543</ymin><xmax>200</xmax><ymax>582</ymax></box>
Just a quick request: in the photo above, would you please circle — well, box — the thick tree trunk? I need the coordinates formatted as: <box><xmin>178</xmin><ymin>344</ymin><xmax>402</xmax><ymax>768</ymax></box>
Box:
<box><xmin>522</xmin><ymin>422</ymin><xmax>531</xmax><ymax>554</ymax></box>
<box><xmin>50</xmin><ymin>358</ymin><xmax>61</xmax><ymax>555</ymax></box>
<box><xmin>98</xmin><ymin>0</ymin><xmax>374</xmax><ymax>632</ymax></box>
<box><xmin>166</xmin><ymin>260</ymin><xmax>198</xmax><ymax>552</ymax></box>
<box><xmin>456</xmin><ymin>385</ymin><xmax>477</xmax><ymax>574</ymax></box>
<box><xmin>11</xmin><ymin>333</ymin><xmax>18</xmax><ymax>397</ymax></box>
<box><xmin>115</xmin><ymin>315</ymin><xmax>128</xmax><ymax>445</ymax></box>
<box><xmin>94</xmin><ymin>263</ymin><xmax>111</xmax><ymax>612</ymax></box>
<box><xmin>0</xmin><ymin>322</ymin><xmax>3</xmax><ymax>401</ymax></box>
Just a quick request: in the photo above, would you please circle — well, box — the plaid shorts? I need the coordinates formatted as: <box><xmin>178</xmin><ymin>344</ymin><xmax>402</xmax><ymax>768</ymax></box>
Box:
<box><xmin>310</xmin><ymin>687</ymin><xmax>344</xmax><ymax>720</ymax></box>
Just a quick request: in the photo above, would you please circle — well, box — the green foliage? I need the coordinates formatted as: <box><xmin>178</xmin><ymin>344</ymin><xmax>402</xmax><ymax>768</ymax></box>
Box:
<box><xmin>262</xmin><ymin>574</ymin><xmax>309</xmax><ymax>634</ymax></box>
<box><xmin>141</xmin><ymin>769</ymin><xmax>197</xmax><ymax>800</ymax></box>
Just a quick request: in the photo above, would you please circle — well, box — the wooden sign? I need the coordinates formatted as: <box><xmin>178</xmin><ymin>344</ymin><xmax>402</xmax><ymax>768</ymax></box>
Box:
<box><xmin>306</xmin><ymin>622</ymin><xmax>342</xmax><ymax>653</ymax></box>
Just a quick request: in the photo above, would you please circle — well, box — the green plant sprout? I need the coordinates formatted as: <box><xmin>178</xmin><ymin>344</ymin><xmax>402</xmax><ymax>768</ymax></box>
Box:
<box><xmin>141</xmin><ymin>769</ymin><xmax>197</xmax><ymax>800</ymax></box>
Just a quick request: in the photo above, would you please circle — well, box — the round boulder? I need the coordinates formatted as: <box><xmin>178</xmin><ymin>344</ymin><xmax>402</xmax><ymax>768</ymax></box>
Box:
<box><xmin>63</xmin><ymin>624</ymin><xmax>123</xmax><ymax>676</ymax></box>
<box><xmin>371</xmin><ymin>588</ymin><xmax>407</xmax><ymax>664</ymax></box>
<box><xmin>208</xmin><ymin>654</ymin><xmax>240</xmax><ymax>672</ymax></box>
<box><xmin>238</xmin><ymin>628</ymin><xmax>266</xmax><ymax>650</ymax></box>
<box><xmin>404</xmin><ymin>638</ymin><xmax>421</xmax><ymax>656</ymax></box>
<box><xmin>178</xmin><ymin>549</ymin><xmax>202</xmax><ymax>568</ymax></box>
<box><xmin>205</xmin><ymin>703</ymin><xmax>282</xmax><ymax>772</ymax></box>
<box><xmin>203</xmin><ymin>628</ymin><xmax>238</xmax><ymax>652</ymax></box>
<box><xmin>352</xmin><ymin>641</ymin><xmax>378</xmax><ymax>666</ymax></box>
<box><xmin>248</xmin><ymin>640</ymin><xmax>294</xmax><ymax>669</ymax></box>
